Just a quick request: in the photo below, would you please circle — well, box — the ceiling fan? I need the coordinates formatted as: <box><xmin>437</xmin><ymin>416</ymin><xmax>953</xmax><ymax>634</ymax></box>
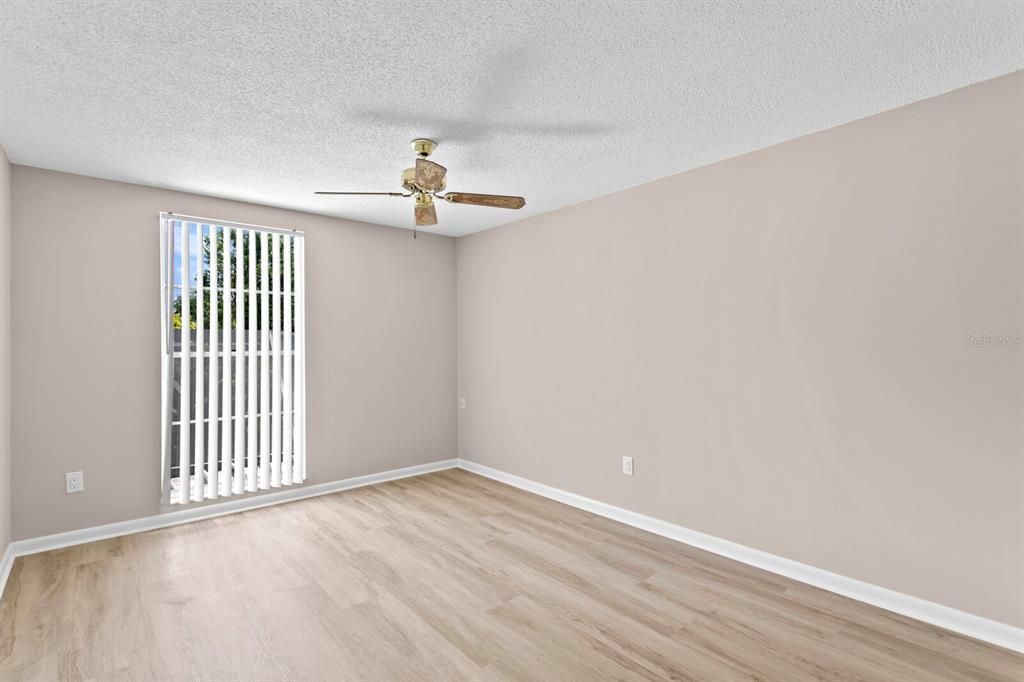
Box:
<box><xmin>315</xmin><ymin>138</ymin><xmax>525</xmax><ymax>237</ymax></box>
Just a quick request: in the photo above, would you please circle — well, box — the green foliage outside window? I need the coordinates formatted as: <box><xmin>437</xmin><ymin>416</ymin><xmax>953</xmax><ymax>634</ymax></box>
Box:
<box><xmin>172</xmin><ymin>229</ymin><xmax>297</xmax><ymax>331</ymax></box>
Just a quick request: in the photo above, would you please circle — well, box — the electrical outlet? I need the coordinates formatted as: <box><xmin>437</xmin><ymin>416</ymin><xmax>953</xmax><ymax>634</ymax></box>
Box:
<box><xmin>458</xmin><ymin>396</ymin><xmax>466</xmax><ymax>410</ymax></box>
<box><xmin>65</xmin><ymin>471</ymin><xmax>85</xmax><ymax>494</ymax></box>
<box><xmin>622</xmin><ymin>456</ymin><xmax>634</xmax><ymax>476</ymax></box>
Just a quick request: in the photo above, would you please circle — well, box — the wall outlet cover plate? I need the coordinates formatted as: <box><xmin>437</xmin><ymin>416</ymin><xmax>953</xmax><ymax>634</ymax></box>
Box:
<box><xmin>65</xmin><ymin>471</ymin><xmax>84</xmax><ymax>494</ymax></box>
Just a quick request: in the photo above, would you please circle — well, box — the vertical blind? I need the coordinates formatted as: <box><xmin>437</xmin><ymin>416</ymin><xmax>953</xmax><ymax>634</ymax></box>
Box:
<box><xmin>160</xmin><ymin>213</ymin><xmax>306</xmax><ymax>504</ymax></box>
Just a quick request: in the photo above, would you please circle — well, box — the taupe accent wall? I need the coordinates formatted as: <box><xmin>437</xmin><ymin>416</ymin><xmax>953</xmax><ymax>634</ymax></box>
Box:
<box><xmin>457</xmin><ymin>72</ymin><xmax>1024</xmax><ymax>627</ymax></box>
<box><xmin>11</xmin><ymin>168</ymin><xmax>457</xmax><ymax>540</ymax></box>
<box><xmin>0</xmin><ymin>146</ymin><xmax>11</xmax><ymax>554</ymax></box>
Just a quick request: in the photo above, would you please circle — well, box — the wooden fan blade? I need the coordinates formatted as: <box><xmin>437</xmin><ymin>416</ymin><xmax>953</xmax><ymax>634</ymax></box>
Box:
<box><xmin>414</xmin><ymin>202</ymin><xmax>438</xmax><ymax>226</ymax></box>
<box><xmin>443</xmin><ymin>192</ymin><xmax>525</xmax><ymax>209</ymax></box>
<box><xmin>415</xmin><ymin>158</ymin><xmax>447</xmax><ymax>191</ymax></box>
<box><xmin>315</xmin><ymin>191</ymin><xmax>406</xmax><ymax>196</ymax></box>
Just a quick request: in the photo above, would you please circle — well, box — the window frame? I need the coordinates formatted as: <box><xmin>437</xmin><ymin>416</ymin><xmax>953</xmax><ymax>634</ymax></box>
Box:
<box><xmin>159</xmin><ymin>212</ymin><xmax>307</xmax><ymax>506</ymax></box>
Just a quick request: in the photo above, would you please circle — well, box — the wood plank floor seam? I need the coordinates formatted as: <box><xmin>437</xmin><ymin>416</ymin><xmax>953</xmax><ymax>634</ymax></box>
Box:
<box><xmin>0</xmin><ymin>469</ymin><xmax>1020</xmax><ymax>681</ymax></box>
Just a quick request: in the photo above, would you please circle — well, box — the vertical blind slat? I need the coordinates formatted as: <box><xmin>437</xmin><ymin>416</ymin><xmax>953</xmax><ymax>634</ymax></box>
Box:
<box><xmin>234</xmin><ymin>227</ymin><xmax>247</xmax><ymax>494</ymax></box>
<box><xmin>295</xmin><ymin>236</ymin><xmax>306</xmax><ymax>483</ymax></box>
<box><xmin>271</xmin><ymin>234</ymin><xmax>282</xmax><ymax>487</ymax></box>
<box><xmin>162</xmin><ymin>217</ymin><xmax>304</xmax><ymax>504</ymax></box>
<box><xmin>178</xmin><ymin>221</ymin><xmax>191</xmax><ymax>505</ymax></box>
<box><xmin>208</xmin><ymin>225</ymin><xmax>220</xmax><ymax>499</ymax></box>
<box><xmin>247</xmin><ymin>229</ymin><xmax>259</xmax><ymax>492</ymax></box>
<box><xmin>282</xmin><ymin>235</ymin><xmax>293</xmax><ymax>486</ymax></box>
<box><xmin>259</xmin><ymin>233</ymin><xmax>271</xmax><ymax>489</ymax></box>
<box><xmin>194</xmin><ymin>224</ymin><xmax>206</xmax><ymax>502</ymax></box>
<box><xmin>221</xmin><ymin>226</ymin><xmax>233</xmax><ymax>497</ymax></box>
<box><xmin>161</xmin><ymin>219</ymin><xmax>174</xmax><ymax>505</ymax></box>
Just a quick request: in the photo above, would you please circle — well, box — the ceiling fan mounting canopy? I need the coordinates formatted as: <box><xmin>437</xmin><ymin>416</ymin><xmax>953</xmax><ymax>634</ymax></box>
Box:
<box><xmin>314</xmin><ymin>137</ymin><xmax>526</xmax><ymax>236</ymax></box>
<box><xmin>410</xmin><ymin>138</ymin><xmax>438</xmax><ymax>157</ymax></box>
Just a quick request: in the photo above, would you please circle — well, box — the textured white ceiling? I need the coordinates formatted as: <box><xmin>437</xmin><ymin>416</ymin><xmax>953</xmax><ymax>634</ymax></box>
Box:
<box><xmin>1</xmin><ymin>1</ymin><xmax>1021</xmax><ymax>236</ymax></box>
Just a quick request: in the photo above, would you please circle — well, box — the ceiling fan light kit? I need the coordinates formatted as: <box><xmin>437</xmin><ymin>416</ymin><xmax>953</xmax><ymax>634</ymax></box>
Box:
<box><xmin>414</xmin><ymin>193</ymin><xmax>438</xmax><ymax>227</ymax></box>
<box><xmin>315</xmin><ymin>138</ymin><xmax>525</xmax><ymax>237</ymax></box>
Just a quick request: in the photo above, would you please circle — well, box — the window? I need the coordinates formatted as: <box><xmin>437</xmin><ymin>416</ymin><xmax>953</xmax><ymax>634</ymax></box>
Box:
<box><xmin>160</xmin><ymin>213</ymin><xmax>306</xmax><ymax>504</ymax></box>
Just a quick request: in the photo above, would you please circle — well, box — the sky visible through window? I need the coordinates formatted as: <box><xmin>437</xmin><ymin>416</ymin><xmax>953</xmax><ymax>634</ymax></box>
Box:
<box><xmin>172</xmin><ymin>221</ymin><xmax>202</xmax><ymax>289</ymax></box>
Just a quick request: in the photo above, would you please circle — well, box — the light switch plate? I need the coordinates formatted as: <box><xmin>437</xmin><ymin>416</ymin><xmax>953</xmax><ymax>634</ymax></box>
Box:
<box><xmin>622</xmin><ymin>456</ymin><xmax>634</xmax><ymax>476</ymax></box>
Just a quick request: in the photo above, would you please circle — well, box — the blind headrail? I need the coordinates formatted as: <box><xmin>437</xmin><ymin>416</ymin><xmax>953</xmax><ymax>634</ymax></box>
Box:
<box><xmin>160</xmin><ymin>212</ymin><xmax>304</xmax><ymax>236</ymax></box>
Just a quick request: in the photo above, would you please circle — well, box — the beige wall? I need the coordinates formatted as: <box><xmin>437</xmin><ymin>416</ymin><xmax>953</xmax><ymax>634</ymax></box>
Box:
<box><xmin>457</xmin><ymin>72</ymin><xmax>1024</xmax><ymax>627</ymax></box>
<box><xmin>6</xmin><ymin>72</ymin><xmax>1020</xmax><ymax>629</ymax></box>
<box><xmin>11</xmin><ymin>168</ymin><xmax>456</xmax><ymax>540</ymax></box>
<box><xmin>0</xmin><ymin>147</ymin><xmax>11</xmax><ymax>554</ymax></box>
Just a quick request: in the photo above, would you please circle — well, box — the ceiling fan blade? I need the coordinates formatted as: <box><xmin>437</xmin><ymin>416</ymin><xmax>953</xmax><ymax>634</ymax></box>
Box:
<box><xmin>442</xmin><ymin>192</ymin><xmax>525</xmax><ymax>209</ymax></box>
<box><xmin>415</xmin><ymin>158</ymin><xmax>447</xmax><ymax>191</ymax></box>
<box><xmin>314</xmin><ymin>191</ymin><xmax>407</xmax><ymax>196</ymax></box>
<box><xmin>414</xmin><ymin>202</ymin><xmax>438</xmax><ymax>227</ymax></box>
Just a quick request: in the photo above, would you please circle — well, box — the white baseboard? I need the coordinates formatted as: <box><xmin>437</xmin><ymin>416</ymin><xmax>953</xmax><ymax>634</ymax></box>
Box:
<box><xmin>0</xmin><ymin>542</ymin><xmax>13</xmax><ymax>600</ymax></box>
<box><xmin>457</xmin><ymin>458</ymin><xmax>1024</xmax><ymax>654</ymax></box>
<box><xmin>1</xmin><ymin>458</ymin><xmax>458</xmax><ymax>593</ymax></box>
<box><xmin>3</xmin><ymin>456</ymin><xmax>1019</xmax><ymax>654</ymax></box>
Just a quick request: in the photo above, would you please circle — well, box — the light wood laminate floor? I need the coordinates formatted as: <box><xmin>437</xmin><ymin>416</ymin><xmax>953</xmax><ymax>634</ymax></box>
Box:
<box><xmin>1</xmin><ymin>469</ymin><xmax>1021</xmax><ymax>681</ymax></box>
